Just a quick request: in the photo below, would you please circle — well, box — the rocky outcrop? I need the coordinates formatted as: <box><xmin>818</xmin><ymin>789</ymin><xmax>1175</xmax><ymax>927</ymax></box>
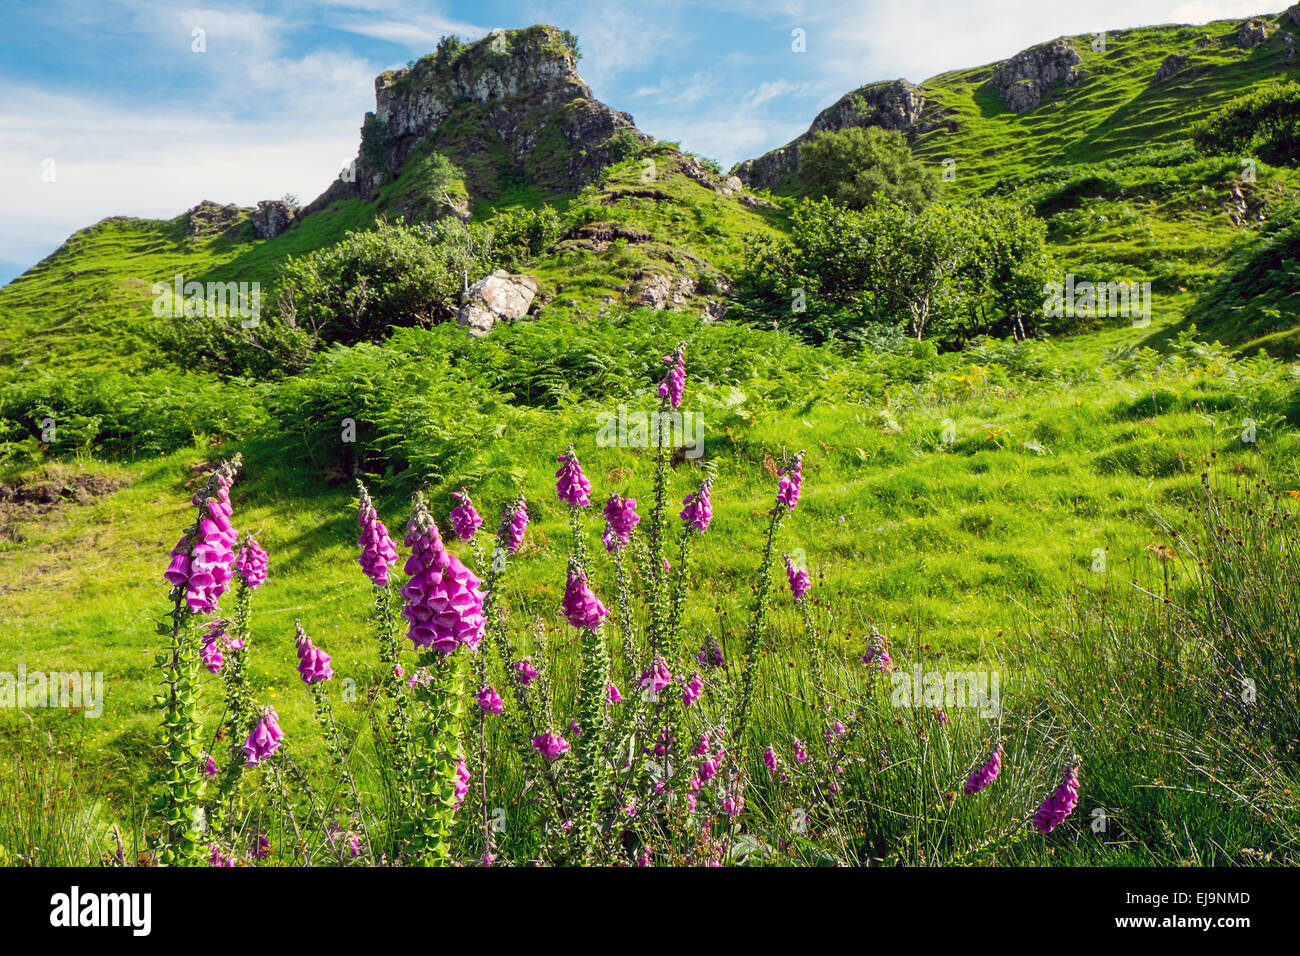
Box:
<box><xmin>457</xmin><ymin>269</ymin><xmax>538</xmax><ymax>336</ymax></box>
<box><xmin>1287</xmin><ymin>5</ymin><xmax>1300</xmax><ymax>28</ymax></box>
<box><xmin>185</xmin><ymin>200</ymin><xmax>246</xmax><ymax>238</ymax></box>
<box><xmin>989</xmin><ymin>39</ymin><xmax>1083</xmax><ymax>113</ymax></box>
<box><xmin>1195</xmin><ymin>34</ymin><xmax>1215</xmax><ymax>49</ymax></box>
<box><xmin>636</xmin><ymin>273</ymin><xmax>696</xmax><ymax>310</ymax></box>
<box><xmin>1237</xmin><ymin>19</ymin><xmax>1269</xmax><ymax>49</ymax></box>
<box><xmin>251</xmin><ymin>200</ymin><xmax>296</xmax><ymax>239</ymax></box>
<box><xmin>302</xmin><ymin>26</ymin><xmax>648</xmax><ymax>218</ymax></box>
<box><xmin>734</xmin><ymin>79</ymin><xmax>926</xmax><ymax>189</ymax></box>
<box><xmin>1153</xmin><ymin>53</ymin><xmax>1189</xmax><ymax>84</ymax></box>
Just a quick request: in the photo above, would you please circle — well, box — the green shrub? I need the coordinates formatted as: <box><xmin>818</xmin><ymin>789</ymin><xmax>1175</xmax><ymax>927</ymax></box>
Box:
<box><xmin>799</xmin><ymin>126</ymin><xmax>941</xmax><ymax>212</ymax></box>
<box><xmin>1191</xmin><ymin>82</ymin><xmax>1300</xmax><ymax>165</ymax></box>
<box><xmin>274</xmin><ymin>219</ymin><xmax>490</xmax><ymax>346</ymax></box>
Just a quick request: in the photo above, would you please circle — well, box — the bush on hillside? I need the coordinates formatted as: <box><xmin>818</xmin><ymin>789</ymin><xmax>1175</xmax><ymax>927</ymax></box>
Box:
<box><xmin>274</xmin><ymin>219</ymin><xmax>490</xmax><ymax>346</ymax></box>
<box><xmin>1191</xmin><ymin>82</ymin><xmax>1300</xmax><ymax>165</ymax></box>
<box><xmin>732</xmin><ymin>198</ymin><xmax>1055</xmax><ymax>344</ymax></box>
<box><xmin>799</xmin><ymin>126</ymin><xmax>941</xmax><ymax>212</ymax></box>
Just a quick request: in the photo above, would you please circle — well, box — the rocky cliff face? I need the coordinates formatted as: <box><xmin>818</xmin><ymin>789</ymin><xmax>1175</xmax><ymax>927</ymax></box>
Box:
<box><xmin>988</xmin><ymin>38</ymin><xmax>1083</xmax><ymax>113</ymax></box>
<box><xmin>302</xmin><ymin>25</ymin><xmax>647</xmax><ymax>218</ymax></box>
<box><xmin>734</xmin><ymin>79</ymin><xmax>928</xmax><ymax>189</ymax></box>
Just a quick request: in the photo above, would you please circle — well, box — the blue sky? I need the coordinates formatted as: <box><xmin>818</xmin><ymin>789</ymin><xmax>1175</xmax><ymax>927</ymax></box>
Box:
<box><xmin>0</xmin><ymin>0</ymin><xmax>1273</xmax><ymax>284</ymax></box>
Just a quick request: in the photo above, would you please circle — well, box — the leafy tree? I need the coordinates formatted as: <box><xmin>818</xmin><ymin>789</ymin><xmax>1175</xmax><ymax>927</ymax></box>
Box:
<box><xmin>733</xmin><ymin>198</ymin><xmax>1054</xmax><ymax>344</ymax></box>
<box><xmin>799</xmin><ymin>126</ymin><xmax>941</xmax><ymax>211</ymax></box>
<box><xmin>1191</xmin><ymin>82</ymin><xmax>1300</xmax><ymax>165</ymax></box>
<box><xmin>478</xmin><ymin>205</ymin><xmax>562</xmax><ymax>268</ymax></box>
<box><xmin>274</xmin><ymin>219</ymin><xmax>489</xmax><ymax>346</ymax></box>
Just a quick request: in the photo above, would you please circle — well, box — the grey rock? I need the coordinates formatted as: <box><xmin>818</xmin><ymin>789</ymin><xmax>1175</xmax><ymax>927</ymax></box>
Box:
<box><xmin>1237</xmin><ymin>19</ymin><xmax>1269</xmax><ymax>49</ymax></box>
<box><xmin>1153</xmin><ymin>53</ymin><xmax>1189</xmax><ymax>84</ymax></box>
<box><xmin>989</xmin><ymin>38</ymin><xmax>1083</xmax><ymax>114</ymax></box>
<box><xmin>457</xmin><ymin>269</ymin><xmax>539</xmax><ymax>336</ymax></box>
<box><xmin>638</xmin><ymin>273</ymin><xmax>696</xmax><ymax>310</ymax></box>
<box><xmin>250</xmin><ymin>200</ymin><xmax>296</xmax><ymax>239</ymax></box>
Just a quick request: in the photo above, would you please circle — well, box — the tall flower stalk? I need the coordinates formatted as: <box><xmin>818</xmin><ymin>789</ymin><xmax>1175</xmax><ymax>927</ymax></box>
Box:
<box><xmin>152</xmin><ymin>455</ymin><xmax>241</xmax><ymax>865</ymax></box>
<box><xmin>734</xmin><ymin>451</ymin><xmax>804</xmax><ymax>760</ymax></box>
<box><xmin>295</xmin><ymin>621</ymin><xmax>367</xmax><ymax>859</ymax></box>
<box><xmin>399</xmin><ymin>491</ymin><xmax>482</xmax><ymax>864</ymax></box>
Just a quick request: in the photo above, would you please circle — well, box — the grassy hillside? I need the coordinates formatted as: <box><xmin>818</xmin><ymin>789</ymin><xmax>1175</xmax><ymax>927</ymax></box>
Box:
<box><xmin>2</xmin><ymin>15</ymin><xmax>1300</xmax><ymax>867</ymax></box>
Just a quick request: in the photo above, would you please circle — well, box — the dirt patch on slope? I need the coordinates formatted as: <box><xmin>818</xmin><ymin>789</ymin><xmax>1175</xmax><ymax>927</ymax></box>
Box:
<box><xmin>0</xmin><ymin>470</ymin><xmax>131</xmax><ymax>542</ymax></box>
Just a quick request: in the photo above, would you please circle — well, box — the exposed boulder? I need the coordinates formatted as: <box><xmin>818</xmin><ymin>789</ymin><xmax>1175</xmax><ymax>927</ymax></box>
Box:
<box><xmin>1288</xmin><ymin>5</ymin><xmax>1300</xmax><ymax>28</ymax></box>
<box><xmin>989</xmin><ymin>39</ymin><xmax>1083</xmax><ymax>114</ymax></box>
<box><xmin>456</xmin><ymin>269</ymin><xmax>539</xmax><ymax>336</ymax></box>
<box><xmin>734</xmin><ymin>79</ymin><xmax>926</xmax><ymax>189</ymax></box>
<box><xmin>1237</xmin><ymin>19</ymin><xmax>1269</xmax><ymax>49</ymax></box>
<box><xmin>1195</xmin><ymin>34</ymin><xmax>1215</xmax><ymax>49</ymax></box>
<box><xmin>636</xmin><ymin>273</ymin><xmax>696</xmax><ymax>310</ymax></box>
<box><xmin>185</xmin><ymin>200</ymin><xmax>245</xmax><ymax>238</ymax></box>
<box><xmin>1153</xmin><ymin>53</ymin><xmax>1189</xmax><ymax>84</ymax></box>
<box><xmin>250</xmin><ymin>200</ymin><xmax>297</xmax><ymax>239</ymax></box>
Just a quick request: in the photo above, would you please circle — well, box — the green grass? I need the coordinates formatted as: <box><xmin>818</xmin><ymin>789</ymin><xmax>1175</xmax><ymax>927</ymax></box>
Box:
<box><xmin>3</xmin><ymin>12</ymin><xmax>1300</xmax><ymax>866</ymax></box>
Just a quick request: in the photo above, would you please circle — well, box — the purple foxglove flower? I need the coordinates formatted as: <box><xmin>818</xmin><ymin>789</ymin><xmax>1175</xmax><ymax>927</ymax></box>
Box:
<box><xmin>401</xmin><ymin>492</ymin><xmax>486</xmax><ymax>654</ymax></box>
<box><xmin>602</xmin><ymin>493</ymin><xmax>640</xmax><ymax>551</ymax></box>
<box><xmin>501</xmin><ymin>495</ymin><xmax>528</xmax><ymax>555</ymax></box>
<box><xmin>554</xmin><ymin>445</ymin><xmax>592</xmax><ymax>508</ymax></box>
<box><xmin>348</xmin><ymin>834</ymin><xmax>362</xmax><ymax>858</ymax></box>
<box><xmin>964</xmin><ymin>745</ymin><xmax>1003</xmax><ymax>796</ymax></box>
<box><xmin>658</xmin><ymin>342</ymin><xmax>687</xmax><ymax>411</ymax></box>
<box><xmin>476</xmin><ymin>685</ymin><xmax>505</xmax><ymax>715</ymax></box>
<box><xmin>294</xmin><ymin>621</ymin><xmax>333</xmax><ymax>684</ymax></box>
<box><xmin>200</xmin><ymin>620</ymin><xmax>226</xmax><ymax>674</ymax></box>
<box><xmin>242</xmin><ymin>707</ymin><xmax>284</xmax><ymax>767</ymax></box>
<box><xmin>639</xmin><ymin>657</ymin><xmax>673</xmax><ymax>696</ymax></box>
<box><xmin>606</xmin><ymin>683</ymin><xmax>623</xmax><ymax>704</ymax></box>
<box><xmin>203</xmin><ymin>753</ymin><xmax>217</xmax><ymax>777</ymax></box>
<box><xmin>696</xmin><ymin>632</ymin><xmax>724</xmax><ymax>669</ymax></box>
<box><xmin>233</xmin><ymin>536</ymin><xmax>268</xmax><ymax>590</ymax></box>
<box><xmin>699</xmin><ymin>755</ymin><xmax>719</xmax><ymax>782</ymax></box>
<box><xmin>209</xmin><ymin>844</ymin><xmax>233</xmax><ymax>867</ymax></box>
<box><xmin>785</xmin><ymin>554</ymin><xmax>811</xmax><ymax>599</ymax></box>
<box><xmin>776</xmin><ymin>451</ymin><xmax>804</xmax><ymax>511</ymax></box>
<box><xmin>862</xmin><ymin>631</ymin><xmax>891</xmax><ymax>672</ymax></box>
<box><xmin>532</xmin><ymin>731</ymin><xmax>570</xmax><ymax>761</ymax></box>
<box><xmin>1033</xmin><ymin>760</ymin><xmax>1080</xmax><ymax>834</ymax></box>
<box><xmin>356</xmin><ymin>482</ymin><xmax>399</xmax><ymax>587</ymax></box>
<box><xmin>722</xmin><ymin>791</ymin><xmax>744</xmax><ymax>818</ymax></box>
<box><xmin>449</xmin><ymin>488</ymin><xmax>483</xmax><ymax>541</ymax></box>
<box><xmin>682</xmin><ymin>673</ymin><xmax>704</xmax><ymax>709</ymax></box>
<box><xmin>166</xmin><ymin>462</ymin><xmax>239</xmax><ymax>615</ymax></box>
<box><xmin>514</xmin><ymin>658</ymin><xmax>538</xmax><ymax>686</ymax></box>
<box><xmin>562</xmin><ymin>564</ymin><xmax>608</xmax><ymax>630</ymax></box>
<box><xmin>794</xmin><ymin>739</ymin><xmax>808</xmax><ymax>764</ymax></box>
<box><xmin>763</xmin><ymin>746</ymin><xmax>778</xmax><ymax>772</ymax></box>
<box><xmin>253</xmin><ymin>833</ymin><xmax>271</xmax><ymax>860</ymax></box>
<box><xmin>679</xmin><ymin>478</ymin><xmax>713</xmax><ymax>533</ymax></box>
<box><xmin>453</xmin><ymin>755</ymin><xmax>471</xmax><ymax>808</ymax></box>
